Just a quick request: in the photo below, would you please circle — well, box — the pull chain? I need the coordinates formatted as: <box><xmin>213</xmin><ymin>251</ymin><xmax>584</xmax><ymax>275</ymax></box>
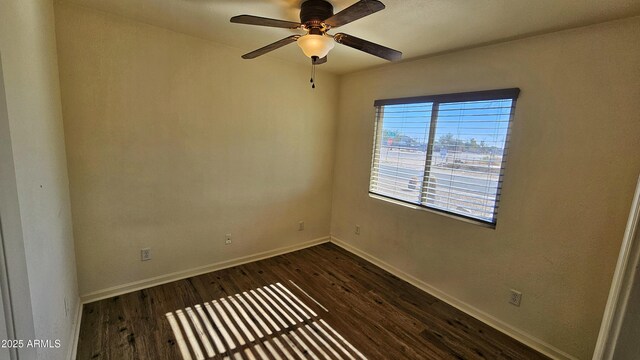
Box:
<box><xmin>310</xmin><ymin>56</ymin><xmax>317</xmax><ymax>89</ymax></box>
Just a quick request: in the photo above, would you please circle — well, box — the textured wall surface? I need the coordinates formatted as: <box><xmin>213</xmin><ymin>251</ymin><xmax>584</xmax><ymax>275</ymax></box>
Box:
<box><xmin>55</xmin><ymin>4</ymin><xmax>339</xmax><ymax>296</ymax></box>
<box><xmin>0</xmin><ymin>0</ymin><xmax>79</xmax><ymax>359</ymax></box>
<box><xmin>330</xmin><ymin>17</ymin><xmax>640</xmax><ymax>359</ymax></box>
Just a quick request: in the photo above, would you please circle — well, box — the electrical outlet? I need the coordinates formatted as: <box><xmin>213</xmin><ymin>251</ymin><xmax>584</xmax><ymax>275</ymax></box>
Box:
<box><xmin>509</xmin><ymin>289</ymin><xmax>522</xmax><ymax>307</ymax></box>
<box><xmin>355</xmin><ymin>225</ymin><xmax>361</xmax><ymax>235</ymax></box>
<box><xmin>298</xmin><ymin>221</ymin><xmax>305</xmax><ymax>231</ymax></box>
<box><xmin>225</xmin><ymin>234</ymin><xmax>232</xmax><ymax>245</ymax></box>
<box><xmin>141</xmin><ymin>248</ymin><xmax>151</xmax><ymax>261</ymax></box>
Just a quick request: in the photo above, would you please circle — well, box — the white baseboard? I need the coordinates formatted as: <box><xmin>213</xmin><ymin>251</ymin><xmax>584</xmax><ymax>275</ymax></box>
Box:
<box><xmin>330</xmin><ymin>236</ymin><xmax>577</xmax><ymax>360</ymax></box>
<box><xmin>80</xmin><ymin>237</ymin><xmax>330</xmax><ymax>303</ymax></box>
<box><xmin>67</xmin><ymin>300</ymin><xmax>82</xmax><ymax>360</ymax></box>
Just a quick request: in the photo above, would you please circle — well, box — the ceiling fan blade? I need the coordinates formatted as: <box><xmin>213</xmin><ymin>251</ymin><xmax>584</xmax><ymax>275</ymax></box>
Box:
<box><xmin>241</xmin><ymin>35</ymin><xmax>301</xmax><ymax>59</ymax></box>
<box><xmin>230</xmin><ymin>15</ymin><xmax>301</xmax><ymax>29</ymax></box>
<box><xmin>312</xmin><ymin>56</ymin><xmax>328</xmax><ymax>65</ymax></box>
<box><xmin>324</xmin><ymin>0</ymin><xmax>385</xmax><ymax>28</ymax></box>
<box><xmin>334</xmin><ymin>33</ymin><xmax>402</xmax><ymax>61</ymax></box>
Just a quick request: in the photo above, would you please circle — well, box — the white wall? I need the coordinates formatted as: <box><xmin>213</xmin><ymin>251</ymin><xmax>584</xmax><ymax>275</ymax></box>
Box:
<box><xmin>54</xmin><ymin>3</ymin><xmax>339</xmax><ymax>298</ymax></box>
<box><xmin>0</xmin><ymin>0</ymin><xmax>80</xmax><ymax>359</ymax></box>
<box><xmin>48</xmin><ymin>2</ymin><xmax>640</xmax><ymax>358</ymax></box>
<box><xmin>330</xmin><ymin>17</ymin><xmax>640</xmax><ymax>359</ymax></box>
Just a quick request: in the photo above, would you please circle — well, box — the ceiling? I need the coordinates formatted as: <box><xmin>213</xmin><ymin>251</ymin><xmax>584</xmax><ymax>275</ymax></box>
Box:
<box><xmin>61</xmin><ymin>0</ymin><xmax>640</xmax><ymax>74</ymax></box>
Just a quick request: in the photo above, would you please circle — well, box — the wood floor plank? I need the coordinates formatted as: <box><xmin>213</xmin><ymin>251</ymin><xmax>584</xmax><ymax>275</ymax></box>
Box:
<box><xmin>76</xmin><ymin>243</ymin><xmax>549</xmax><ymax>360</ymax></box>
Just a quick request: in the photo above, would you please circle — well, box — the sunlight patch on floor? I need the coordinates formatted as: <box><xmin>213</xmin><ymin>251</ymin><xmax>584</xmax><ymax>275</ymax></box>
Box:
<box><xmin>166</xmin><ymin>282</ymin><xmax>366</xmax><ymax>360</ymax></box>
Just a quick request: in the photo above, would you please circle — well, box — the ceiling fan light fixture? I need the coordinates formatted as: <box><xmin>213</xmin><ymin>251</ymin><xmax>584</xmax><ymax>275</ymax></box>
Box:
<box><xmin>297</xmin><ymin>34</ymin><xmax>334</xmax><ymax>58</ymax></box>
<box><xmin>232</xmin><ymin>0</ymin><xmax>402</xmax><ymax>66</ymax></box>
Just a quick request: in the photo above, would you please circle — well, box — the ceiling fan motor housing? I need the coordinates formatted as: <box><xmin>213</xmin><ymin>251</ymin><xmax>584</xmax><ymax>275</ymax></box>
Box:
<box><xmin>300</xmin><ymin>0</ymin><xmax>334</xmax><ymax>26</ymax></box>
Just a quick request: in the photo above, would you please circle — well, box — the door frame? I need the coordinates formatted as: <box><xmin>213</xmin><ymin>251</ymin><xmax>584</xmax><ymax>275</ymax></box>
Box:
<box><xmin>0</xmin><ymin>219</ymin><xmax>16</xmax><ymax>360</ymax></box>
<box><xmin>0</xmin><ymin>49</ymin><xmax>17</xmax><ymax>360</ymax></box>
<box><xmin>592</xmin><ymin>174</ymin><xmax>640</xmax><ymax>359</ymax></box>
<box><xmin>0</xmin><ymin>49</ymin><xmax>36</xmax><ymax>360</ymax></box>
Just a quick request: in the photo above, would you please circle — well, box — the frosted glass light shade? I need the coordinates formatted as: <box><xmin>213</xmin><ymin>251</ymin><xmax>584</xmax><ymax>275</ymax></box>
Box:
<box><xmin>297</xmin><ymin>34</ymin><xmax>334</xmax><ymax>58</ymax></box>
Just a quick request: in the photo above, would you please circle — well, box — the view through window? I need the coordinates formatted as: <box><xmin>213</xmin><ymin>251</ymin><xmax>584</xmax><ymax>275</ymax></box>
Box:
<box><xmin>369</xmin><ymin>89</ymin><xmax>519</xmax><ymax>225</ymax></box>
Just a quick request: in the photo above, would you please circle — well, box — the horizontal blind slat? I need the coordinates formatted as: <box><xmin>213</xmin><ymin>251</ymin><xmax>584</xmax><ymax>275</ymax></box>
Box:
<box><xmin>370</xmin><ymin>94</ymin><xmax>515</xmax><ymax>225</ymax></box>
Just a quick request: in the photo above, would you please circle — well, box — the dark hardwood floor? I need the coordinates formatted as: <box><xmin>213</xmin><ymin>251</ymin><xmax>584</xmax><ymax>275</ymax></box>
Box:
<box><xmin>76</xmin><ymin>243</ymin><xmax>549</xmax><ymax>360</ymax></box>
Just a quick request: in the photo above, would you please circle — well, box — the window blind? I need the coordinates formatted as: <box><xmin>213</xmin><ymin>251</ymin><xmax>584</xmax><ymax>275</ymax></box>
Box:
<box><xmin>369</xmin><ymin>89</ymin><xmax>519</xmax><ymax>225</ymax></box>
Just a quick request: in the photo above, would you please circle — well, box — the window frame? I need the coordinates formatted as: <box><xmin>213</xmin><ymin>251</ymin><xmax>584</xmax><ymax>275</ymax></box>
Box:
<box><xmin>369</xmin><ymin>88</ymin><xmax>520</xmax><ymax>228</ymax></box>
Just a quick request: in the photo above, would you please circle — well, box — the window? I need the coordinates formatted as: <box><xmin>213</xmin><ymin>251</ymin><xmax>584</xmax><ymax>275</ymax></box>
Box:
<box><xmin>369</xmin><ymin>89</ymin><xmax>519</xmax><ymax>226</ymax></box>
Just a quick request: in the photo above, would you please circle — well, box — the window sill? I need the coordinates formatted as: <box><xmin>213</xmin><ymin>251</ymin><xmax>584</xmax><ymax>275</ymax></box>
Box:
<box><xmin>368</xmin><ymin>193</ymin><xmax>496</xmax><ymax>229</ymax></box>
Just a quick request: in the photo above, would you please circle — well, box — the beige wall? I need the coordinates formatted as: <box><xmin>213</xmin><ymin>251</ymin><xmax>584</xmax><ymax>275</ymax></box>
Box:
<box><xmin>53</xmin><ymin>2</ymin><xmax>640</xmax><ymax>358</ymax></box>
<box><xmin>0</xmin><ymin>0</ymin><xmax>79</xmax><ymax>359</ymax></box>
<box><xmin>330</xmin><ymin>17</ymin><xmax>640</xmax><ymax>359</ymax></box>
<box><xmin>54</xmin><ymin>3</ymin><xmax>339</xmax><ymax>297</ymax></box>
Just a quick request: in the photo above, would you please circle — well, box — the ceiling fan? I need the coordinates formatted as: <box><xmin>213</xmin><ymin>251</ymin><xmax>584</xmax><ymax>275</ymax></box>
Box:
<box><xmin>230</xmin><ymin>0</ymin><xmax>402</xmax><ymax>66</ymax></box>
